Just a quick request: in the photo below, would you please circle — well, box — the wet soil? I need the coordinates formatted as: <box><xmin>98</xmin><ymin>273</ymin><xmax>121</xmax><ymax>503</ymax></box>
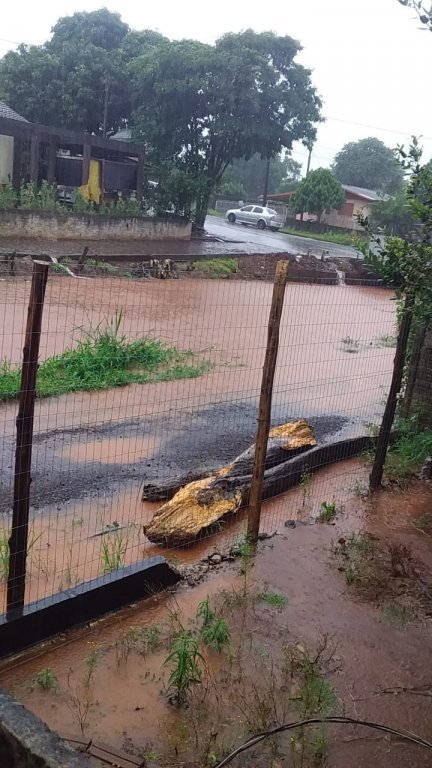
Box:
<box><xmin>1</xmin><ymin>469</ymin><xmax>431</xmax><ymax>768</ymax></box>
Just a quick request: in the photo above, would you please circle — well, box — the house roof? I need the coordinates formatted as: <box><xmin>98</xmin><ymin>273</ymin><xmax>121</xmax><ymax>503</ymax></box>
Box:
<box><xmin>0</xmin><ymin>101</ymin><xmax>27</xmax><ymax>122</ymax></box>
<box><xmin>342</xmin><ymin>185</ymin><xmax>381</xmax><ymax>202</ymax></box>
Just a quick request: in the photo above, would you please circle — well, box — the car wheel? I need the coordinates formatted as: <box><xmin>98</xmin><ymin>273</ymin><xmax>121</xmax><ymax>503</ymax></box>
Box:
<box><xmin>257</xmin><ymin>219</ymin><xmax>266</xmax><ymax>230</ymax></box>
<box><xmin>227</xmin><ymin>213</ymin><xmax>236</xmax><ymax>224</ymax></box>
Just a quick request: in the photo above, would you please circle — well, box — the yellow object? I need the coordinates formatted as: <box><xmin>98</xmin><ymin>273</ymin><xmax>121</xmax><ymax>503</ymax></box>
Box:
<box><xmin>79</xmin><ymin>159</ymin><xmax>101</xmax><ymax>204</ymax></box>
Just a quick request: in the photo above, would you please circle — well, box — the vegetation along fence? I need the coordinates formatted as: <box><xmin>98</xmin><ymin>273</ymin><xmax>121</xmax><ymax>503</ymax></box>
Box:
<box><xmin>0</xmin><ymin>252</ymin><xmax>398</xmax><ymax>641</ymax></box>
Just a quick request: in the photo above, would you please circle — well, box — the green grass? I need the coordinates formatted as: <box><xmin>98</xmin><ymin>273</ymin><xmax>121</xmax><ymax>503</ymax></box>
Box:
<box><xmin>257</xmin><ymin>590</ymin><xmax>288</xmax><ymax>609</ymax></box>
<box><xmin>31</xmin><ymin>667</ymin><xmax>60</xmax><ymax>692</ymax></box>
<box><xmin>317</xmin><ymin>501</ymin><xmax>337</xmax><ymax>523</ymax></box>
<box><xmin>280</xmin><ymin>226</ymin><xmax>361</xmax><ymax>247</ymax></box>
<box><xmin>100</xmin><ymin>532</ymin><xmax>128</xmax><ymax>574</ymax></box>
<box><xmin>382</xmin><ymin>603</ymin><xmax>411</xmax><ymax>628</ymax></box>
<box><xmin>385</xmin><ymin>422</ymin><xmax>432</xmax><ymax>487</ymax></box>
<box><xmin>206</xmin><ymin>208</ymin><xmax>225</xmax><ymax>218</ymax></box>
<box><xmin>192</xmin><ymin>258</ymin><xmax>238</xmax><ymax>276</ymax></box>
<box><xmin>0</xmin><ymin>316</ymin><xmax>210</xmax><ymax>401</ymax></box>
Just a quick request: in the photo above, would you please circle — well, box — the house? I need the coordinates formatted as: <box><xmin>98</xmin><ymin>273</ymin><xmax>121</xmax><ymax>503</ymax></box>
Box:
<box><xmin>0</xmin><ymin>101</ymin><xmax>145</xmax><ymax>200</ymax></box>
<box><xmin>0</xmin><ymin>101</ymin><xmax>27</xmax><ymax>184</ymax></box>
<box><xmin>267</xmin><ymin>184</ymin><xmax>381</xmax><ymax>232</ymax></box>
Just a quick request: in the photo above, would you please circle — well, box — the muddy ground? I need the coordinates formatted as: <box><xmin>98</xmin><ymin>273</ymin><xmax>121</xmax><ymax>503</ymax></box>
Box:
<box><xmin>0</xmin><ymin>275</ymin><xmax>396</xmax><ymax>606</ymax></box>
<box><xmin>1</xmin><ymin>466</ymin><xmax>431</xmax><ymax>768</ymax></box>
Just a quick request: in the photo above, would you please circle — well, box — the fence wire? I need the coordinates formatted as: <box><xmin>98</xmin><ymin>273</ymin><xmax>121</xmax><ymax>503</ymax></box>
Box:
<box><xmin>0</xmin><ymin>256</ymin><xmax>397</xmax><ymax>614</ymax></box>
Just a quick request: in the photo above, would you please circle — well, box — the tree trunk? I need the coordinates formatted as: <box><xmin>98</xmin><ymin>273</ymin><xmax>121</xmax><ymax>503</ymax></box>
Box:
<box><xmin>194</xmin><ymin>188</ymin><xmax>212</xmax><ymax>228</ymax></box>
<box><xmin>370</xmin><ymin>298</ymin><xmax>413</xmax><ymax>490</ymax></box>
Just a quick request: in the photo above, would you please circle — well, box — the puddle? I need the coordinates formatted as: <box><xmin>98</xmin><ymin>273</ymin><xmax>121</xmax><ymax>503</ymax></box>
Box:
<box><xmin>58</xmin><ymin>434</ymin><xmax>159</xmax><ymax>465</ymax></box>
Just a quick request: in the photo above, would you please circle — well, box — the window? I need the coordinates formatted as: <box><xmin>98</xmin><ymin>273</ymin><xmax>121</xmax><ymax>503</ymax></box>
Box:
<box><xmin>241</xmin><ymin>205</ymin><xmax>253</xmax><ymax>211</ymax></box>
<box><xmin>253</xmin><ymin>206</ymin><xmax>264</xmax><ymax>213</ymax></box>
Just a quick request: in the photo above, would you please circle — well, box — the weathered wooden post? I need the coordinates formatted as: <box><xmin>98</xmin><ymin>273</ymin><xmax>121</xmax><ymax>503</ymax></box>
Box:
<box><xmin>7</xmin><ymin>260</ymin><xmax>49</xmax><ymax>617</ymax></box>
<box><xmin>247</xmin><ymin>260</ymin><xmax>289</xmax><ymax>544</ymax></box>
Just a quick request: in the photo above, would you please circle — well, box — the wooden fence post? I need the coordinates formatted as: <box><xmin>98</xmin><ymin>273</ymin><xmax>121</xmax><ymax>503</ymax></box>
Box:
<box><xmin>7</xmin><ymin>261</ymin><xmax>49</xmax><ymax>617</ymax></box>
<box><xmin>247</xmin><ymin>260</ymin><xmax>289</xmax><ymax>545</ymax></box>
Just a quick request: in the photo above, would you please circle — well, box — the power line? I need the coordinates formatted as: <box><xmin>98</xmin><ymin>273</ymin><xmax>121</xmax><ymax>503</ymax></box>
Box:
<box><xmin>325</xmin><ymin>114</ymin><xmax>432</xmax><ymax>142</ymax></box>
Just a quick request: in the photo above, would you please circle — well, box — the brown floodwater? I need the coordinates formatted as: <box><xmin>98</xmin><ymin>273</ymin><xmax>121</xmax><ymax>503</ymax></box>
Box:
<box><xmin>1</xmin><ymin>473</ymin><xmax>431</xmax><ymax>768</ymax></box>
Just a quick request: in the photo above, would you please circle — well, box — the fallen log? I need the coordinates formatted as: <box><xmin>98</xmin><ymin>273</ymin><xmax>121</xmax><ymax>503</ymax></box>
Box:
<box><xmin>143</xmin><ymin>435</ymin><xmax>373</xmax><ymax>546</ymax></box>
<box><xmin>142</xmin><ymin>419</ymin><xmax>316</xmax><ymax>502</ymax></box>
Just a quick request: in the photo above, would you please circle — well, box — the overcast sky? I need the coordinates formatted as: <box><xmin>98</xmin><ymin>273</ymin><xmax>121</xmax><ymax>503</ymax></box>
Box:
<box><xmin>1</xmin><ymin>0</ymin><xmax>431</xmax><ymax>172</ymax></box>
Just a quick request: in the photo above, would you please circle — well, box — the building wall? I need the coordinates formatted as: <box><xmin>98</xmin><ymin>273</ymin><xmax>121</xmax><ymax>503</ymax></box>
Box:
<box><xmin>0</xmin><ymin>209</ymin><xmax>192</xmax><ymax>241</ymax></box>
<box><xmin>0</xmin><ymin>135</ymin><xmax>14</xmax><ymax>185</ymax></box>
<box><xmin>321</xmin><ymin>200</ymin><xmax>371</xmax><ymax>231</ymax></box>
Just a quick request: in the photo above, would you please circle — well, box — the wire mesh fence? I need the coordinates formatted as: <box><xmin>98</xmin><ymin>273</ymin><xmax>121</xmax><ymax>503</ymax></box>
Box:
<box><xmin>0</xmin><ymin>256</ymin><xmax>397</xmax><ymax>615</ymax></box>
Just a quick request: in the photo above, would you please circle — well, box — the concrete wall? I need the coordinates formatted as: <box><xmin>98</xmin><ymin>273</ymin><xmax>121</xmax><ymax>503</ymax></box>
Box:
<box><xmin>0</xmin><ymin>135</ymin><xmax>14</xmax><ymax>185</ymax></box>
<box><xmin>0</xmin><ymin>689</ymin><xmax>87</xmax><ymax>767</ymax></box>
<box><xmin>0</xmin><ymin>209</ymin><xmax>192</xmax><ymax>241</ymax></box>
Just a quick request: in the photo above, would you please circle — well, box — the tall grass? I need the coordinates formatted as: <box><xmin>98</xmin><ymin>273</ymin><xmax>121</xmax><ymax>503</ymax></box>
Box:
<box><xmin>385</xmin><ymin>418</ymin><xmax>432</xmax><ymax>486</ymax></box>
<box><xmin>0</xmin><ymin>312</ymin><xmax>210</xmax><ymax>401</ymax></box>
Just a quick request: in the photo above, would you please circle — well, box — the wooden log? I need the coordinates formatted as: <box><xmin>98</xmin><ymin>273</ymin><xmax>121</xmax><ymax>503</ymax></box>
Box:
<box><xmin>143</xmin><ymin>435</ymin><xmax>373</xmax><ymax>546</ymax></box>
<box><xmin>141</xmin><ymin>419</ymin><xmax>316</xmax><ymax>502</ymax></box>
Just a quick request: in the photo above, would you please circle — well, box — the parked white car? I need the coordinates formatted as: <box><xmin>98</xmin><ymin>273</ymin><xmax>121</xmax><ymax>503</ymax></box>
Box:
<box><xmin>225</xmin><ymin>205</ymin><xmax>283</xmax><ymax>231</ymax></box>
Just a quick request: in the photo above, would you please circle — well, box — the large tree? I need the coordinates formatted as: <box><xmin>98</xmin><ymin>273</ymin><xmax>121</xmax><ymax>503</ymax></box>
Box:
<box><xmin>132</xmin><ymin>30</ymin><xmax>321</xmax><ymax>225</ymax></box>
<box><xmin>332</xmin><ymin>137</ymin><xmax>404</xmax><ymax>194</ymax></box>
<box><xmin>291</xmin><ymin>168</ymin><xmax>345</xmax><ymax>222</ymax></box>
<box><xmin>0</xmin><ymin>10</ymin><xmax>166</xmax><ymax>136</ymax></box>
<box><xmin>217</xmin><ymin>153</ymin><xmax>301</xmax><ymax>199</ymax></box>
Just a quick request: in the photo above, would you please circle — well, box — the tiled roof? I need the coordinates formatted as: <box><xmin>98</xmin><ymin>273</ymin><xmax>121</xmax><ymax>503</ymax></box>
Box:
<box><xmin>0</xmin><ymin>101</ymin><xmax>28</xmax><ymax>122</ymax></box>
<box><xmin>342</xmin><ymin>185</ymin><xmax>381</xmax><ymax>201</ymax></box>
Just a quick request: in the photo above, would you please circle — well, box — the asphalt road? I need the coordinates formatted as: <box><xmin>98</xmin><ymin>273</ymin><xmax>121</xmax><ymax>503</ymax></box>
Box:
<box><xmin>205</xmin><ymin>215</ymin><xmax>359</xmax><ymax>259</ymax></box>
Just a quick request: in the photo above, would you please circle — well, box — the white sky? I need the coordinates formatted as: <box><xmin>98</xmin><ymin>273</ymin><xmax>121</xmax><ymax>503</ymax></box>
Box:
<box><xmin>1</xmin><ymin>0</ymin><xmax>432</xmax><ymax>172</ymax></box>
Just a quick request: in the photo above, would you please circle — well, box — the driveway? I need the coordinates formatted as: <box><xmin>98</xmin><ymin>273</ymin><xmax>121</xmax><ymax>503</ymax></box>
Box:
<box><xmin>205</xmin><ymin>215</ymin><xmax>359</xmax><ymax>259</ymax></box>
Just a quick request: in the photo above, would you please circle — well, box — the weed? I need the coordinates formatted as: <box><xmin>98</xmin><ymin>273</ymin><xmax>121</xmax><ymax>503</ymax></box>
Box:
<box><xmin>0</xmin><ymin>313</ymin><xmax>209</xmax><ymax>401</ymax></box>
<box><xmin>116</xmin><ymin>625</ymin><xmax>161</xmax><ymax>663</ymax></box>
<box><xmin>257</xmin><ymin>591</ymin><xmax>288</xmax><ymax>609</ymax></box>
<box><xmin>32</xmin><ymin>667</ymin><xmax>59</xmax><ymax>692</ymax></box>
<box><xmin>100</xmin><ymin>532</ymin><xmax>128</xmax><ymax>573</ymax></box>
<box><xmin>415</xmin><ymin>512</ymin><xmax>432</xmax><ymax>533</ymax></box>
<box><xmin>374</xmin><ymin>334</ymin><xmax>397</xmax><ymax>348</ymax></box>
<box><xmin>192</xmin><ymin>258</ymin><xmax>238</xmax><ymax>276</ymax></box>
<box><xmin>0</xmin><ymin>183</ymin><xmax>17</xmax><ymax>209</ymax></box>
<box><xmin>317</xmin><ymin>501</ymin><xmax>337</xmax><ymax>523</ymax></box>
<box><xmin>352</xmin><ymin>480</ymin><xmax>369</xmax><ymax>499</ymax></box>
<box><xmin>197</xmin><ymin>598</ymin><xmax>230</xmax><ymax>653</ymax></box>
<box><xmin>382</xmin><ymin>603</ymin><xmax>411</xmax><ymax>628</ymax></box>
<box><xmin>388</xmin><ymin>542</ymin><xmax>413</xmax><ymax>577</ymax></box>
<box><xmin>164</xmin><ymin>632</ymin><xmax>204</xmax><ymax>706</ymax></box>
<box><xmin>84</xmin><ymin>258</ymin><xmax>118</xmax><ymax>274</ymax></box>
<box><xmin>311</xmin><ymin>726</ymin><xmax>328</xmax><ymax>764</ymax></box>
<box><xmin>341</xmin><ymin>336</ymin><xmax>360</xmax><ymax>353</ymax></box>
<box><xmin>284</xmin><ymin>637</ymin><xmax>339</xmax><ymax>717</ymax></box>
<box><xmin>385</xmin><ymin>422</ymin><xmax>432</xmax><ymax>487</ymax></box>
<box><xmin>0</xmin><ymin>535</ymin><xmax>9</xmax><ymax>580</ymax></box>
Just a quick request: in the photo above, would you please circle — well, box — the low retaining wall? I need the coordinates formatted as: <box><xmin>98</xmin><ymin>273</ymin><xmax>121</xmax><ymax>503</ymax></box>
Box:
<box><xmin>0</xmin><ymin>209</ymin><xmax>192</xmax><ymax>241</ymax></box>
<box><xmin>0</xmin><ymin>690</ymin><xmax>87</xmax><ymax>768</ymax></box>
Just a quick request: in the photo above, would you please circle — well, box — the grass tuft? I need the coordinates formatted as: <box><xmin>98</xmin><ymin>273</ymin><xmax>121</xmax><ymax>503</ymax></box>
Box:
<box><xmin>385</xmin><ymin>421</ymin><xmax>432</xmax><ymax>487</ymax></box>
<box><xmin>191</xmin><ymin>258</ymin><xmax>238</xmax><ymax>276</ymax></box>
<box><xmin>0</xmin><ymin>313</ymin><xmax>209</xmax><ymax>401</ymax></box>
<box><xmin>257</xmin><ymin>590</ymin><xmax>288</xmax><ymax>609</ymax></box>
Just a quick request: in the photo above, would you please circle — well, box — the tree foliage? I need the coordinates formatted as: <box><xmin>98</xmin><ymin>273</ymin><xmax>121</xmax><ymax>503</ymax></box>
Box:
<box><xmin>370</xmin><ymin>188</ymin><xmax>417</xmax><ymax>238</ymax></box>
<box><xmin>132</xmin><ymin>30</ymin><xmax>322</xmax><ymax>224</ymax></box>
<box><xmin>0</xmin><ymin>10</ymin><xmax>166</xmax><ymax>136</ymax></box>
<box><xmin>398</xmin><ymin>0</ymin><xmax>432</xmax><ymax>29</ymax></box>
<box><xmin>332</xmin><ymin>137</ymin><xmax>404</xmax><ymax>194</ymax></box>
<box><xmin>291</xmin><ymin>168</ymin><xmax>345</xmax><ymax>221</ymax></box>
<box><xmin>217</xmin><ymin>153</ymin><xmax>301</xmax><ymax>199</ymax></box>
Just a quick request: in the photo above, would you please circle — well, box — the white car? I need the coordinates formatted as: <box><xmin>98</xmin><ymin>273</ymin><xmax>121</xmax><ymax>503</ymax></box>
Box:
<box><xmin>225</xmin><ymin>205</ymin><xmax>283</xmax><ymax>231</ymax></box>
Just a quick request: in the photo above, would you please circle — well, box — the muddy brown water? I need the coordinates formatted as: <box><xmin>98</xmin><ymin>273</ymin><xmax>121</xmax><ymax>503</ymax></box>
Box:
<box><xmin>0</xmin><ymin>468</ymin><xmax>431</xmax><ymax>768</ymax></box>
<box><xmin>0</xmin><ymin>279</ymin><xmax>396</xmax><ymax>609</ymax></box>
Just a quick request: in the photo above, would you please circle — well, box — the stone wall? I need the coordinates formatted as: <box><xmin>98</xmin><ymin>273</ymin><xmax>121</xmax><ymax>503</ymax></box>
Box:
<box><xmin>0</xmin><ymin>209</ymin><xmax>192</xmax><ymax>241</ymax></box>
<box><xmin>0</xmin><ymin>690</ymin><xmax>87</xmax><ymax>767</ymax></box>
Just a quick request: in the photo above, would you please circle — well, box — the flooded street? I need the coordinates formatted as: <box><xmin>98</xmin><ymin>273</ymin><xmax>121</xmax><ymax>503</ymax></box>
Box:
<box><xmin>0</xmin><ymin>276</ymin><xmax>396</xmax><ymax>610</ymax></box>
<box><xmin>1</xmin><ymin>465</ymin><xmax>431</xmax><ymax>768</ymax></box>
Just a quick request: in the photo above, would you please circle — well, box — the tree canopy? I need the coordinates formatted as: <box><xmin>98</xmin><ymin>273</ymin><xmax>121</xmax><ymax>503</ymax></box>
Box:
<box><xmin>132</xmin><ymin>30</ymin><xmax>321</xmax><ymax>224</ymax></box>
<box><xmin>332</xmin><ymin>137</ymin><xmax>404</xmax><ymax>194</ymax></box>
<box><xmin>398</xmin><ymin>0</ymin><xmax>432</xmax><ymax>29</ymax></box>
<box><xmin>0</xmin><ymin>9</ymin><xmax>166</xmax><ymax>136</ymax></box>
<box><xmin>291</xmin><ymin>168</ymin><xmax>345</xmax><ymax>222</ymax></box>
<box><xmin>217</xmin><ymin>153</ymin><xmax>302</xmax><ymax>199</ymax></box>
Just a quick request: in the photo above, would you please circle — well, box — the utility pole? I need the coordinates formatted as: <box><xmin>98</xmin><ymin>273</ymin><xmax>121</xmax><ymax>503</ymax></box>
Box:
<box><xmin>306</xmin><ymin>145</ymin><xmax>313</xmax><ymax>177</ymax></box>
<box><xmin>262</xmin><ymin>157</ymin><xmax>271</xmax><ymax>206</ymax></box>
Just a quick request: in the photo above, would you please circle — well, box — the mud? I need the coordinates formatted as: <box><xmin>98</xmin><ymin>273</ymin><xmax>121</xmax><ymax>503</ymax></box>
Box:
<box><xmin>1</xmin><ymin>472</ymin><xmax>431</xmax><ymax>768</ymax></box>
